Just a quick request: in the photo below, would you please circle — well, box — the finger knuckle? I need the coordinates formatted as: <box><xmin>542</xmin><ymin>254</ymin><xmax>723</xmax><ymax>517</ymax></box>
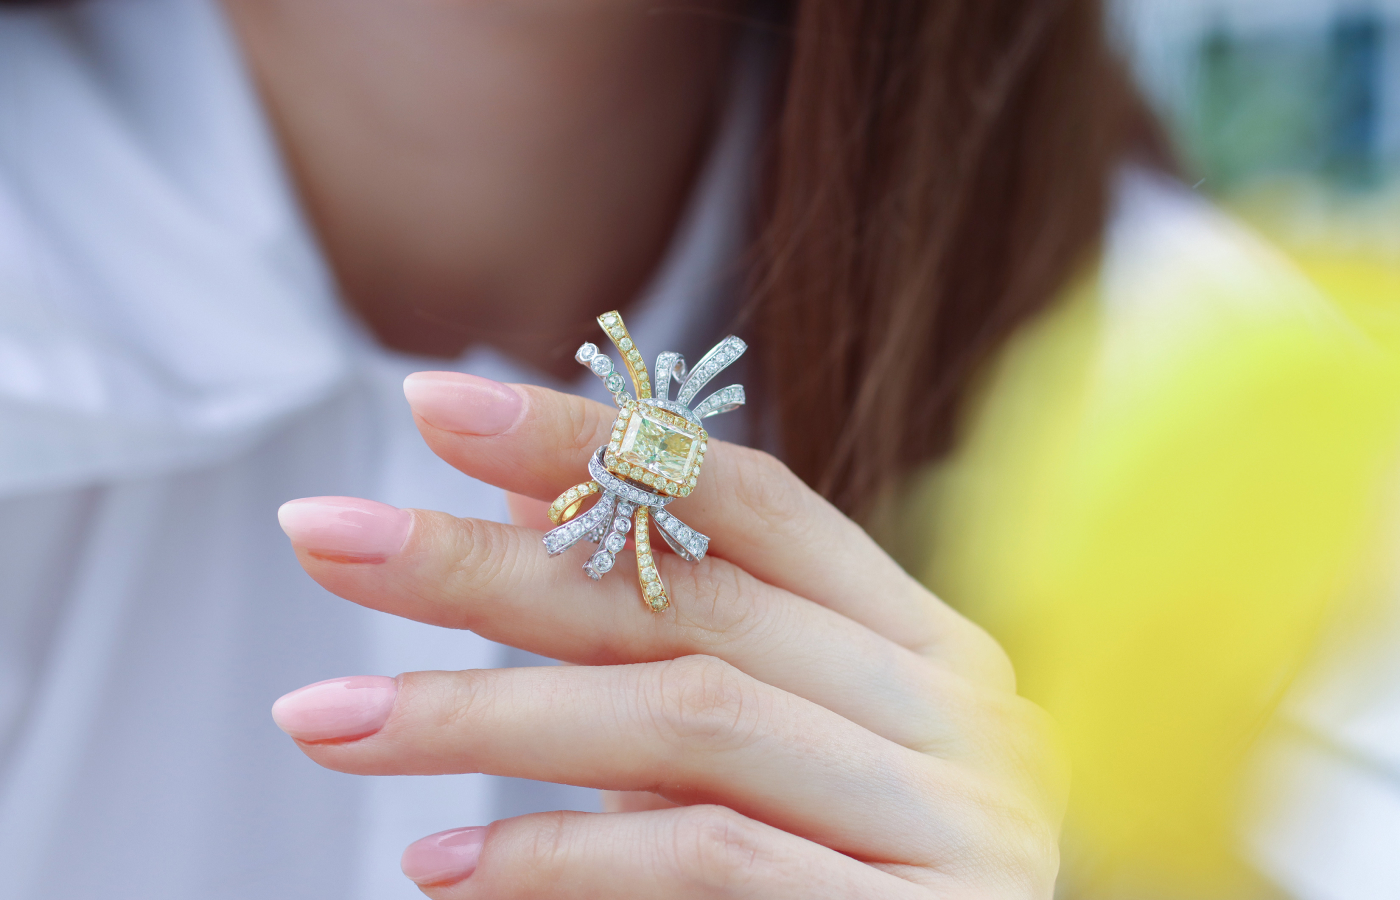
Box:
<box><xmin>993</xmin><ymin>811</ymin><xmax>1062</xmax><ymax>895</ymax></box>
<box><xmin>670</xmin><ymin>805</ymin><xmax>772</xmax><ymax>891</ymax></box>
<box><xmin>520</xmin><ymin>809</ymin><xmax>577</xmax><ymax>877</ymax></box>
<box><xmin>669</xmin><ymin>561</ymin><xmax>771</xmax><ymax>651</ymax></box>
<box><xmin>972</xmin><ymin>631</ymin><xmax>1019</xmax><ymax>693</ymax></box>
<box><xmin>723</xmin><ymin>447</ymin><xmax>813</xmax><ymax>539</ymax></box>
<box><xmin>440</xmin><ymin>516</ymin><xmax>503</xmax><ymax>589</ymax></box>
<box><xmin>927</xmin><ymin>618</ymin><xmax>1018</xmax><ymax>695</ymax></box>
<box><xmin>557</xmin><ymin>391</ymin><xmax>611</xmax><ymax>459</ymax></box>
<box><xmin>489</xmin><ymin>810</ymin><xmax>588</xmax><ymax>894</ymax></box>
<box><xmin>1007</xmin><ymin>697</ymin><xmax>1071</xmax><ymax>814</ymax></box>
<box><xmin>646</xmin><ymin>655</ymin><xmax>763</xmax><ymax>751</ymax></box>
<box><xmin>961</xmin><ymin>779</ymin><xmax>1063</xmax><ymax>895</ymax></box>
<box><xmin>436</xmin><ymin>517</ymin><xmax>532</xmax><ymax>618</ymax></box>
<box><xmin>435</xmin><ymin>669</ymin><xmax>495</xmax><ymax>733</ymax></box>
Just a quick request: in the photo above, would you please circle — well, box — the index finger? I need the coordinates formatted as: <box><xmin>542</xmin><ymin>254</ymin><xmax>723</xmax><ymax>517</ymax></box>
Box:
<box><xmin>403</xmin><ymin>372</ymin><xmax>1008</xmax><ymax>682</ymax></box>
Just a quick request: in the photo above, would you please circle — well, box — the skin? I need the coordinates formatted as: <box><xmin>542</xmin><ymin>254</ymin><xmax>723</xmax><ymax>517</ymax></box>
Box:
<box><xmin>222</xmin><ymin>0</ymin><xmax>738</xmax><ymax>375</ymax></box>
<box><xmin>235</xmin><ymin>1</ymin><xmax>1069</xmax><ymax>894</ymax></box>
<box><xmin>284</xmin><ymin>384</ymin><xmax>1068</xmax><ymax>897</ymax></box>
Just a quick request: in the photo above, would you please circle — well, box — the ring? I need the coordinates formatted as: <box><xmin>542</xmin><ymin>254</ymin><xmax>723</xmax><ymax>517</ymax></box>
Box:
<box><xmin>542</xmin><ymin>310</ymin><xmax>746</xmax><ymax>611</ymax></box>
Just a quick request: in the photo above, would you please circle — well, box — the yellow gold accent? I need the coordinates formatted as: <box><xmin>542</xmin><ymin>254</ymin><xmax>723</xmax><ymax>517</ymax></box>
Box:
<box><xmin>548</xmin><ymin>481</ymin><xmax>600</xmax><ymax>525</ymax></box>
<box><xmin>597</xmin><ymin>310</ymin><xmax>652</xmax><ymax>400</ymax></box>
<box><xmin>634</xmin><ymin>508</ymin><xmax>669</xmax><ymax>611</ymax></box>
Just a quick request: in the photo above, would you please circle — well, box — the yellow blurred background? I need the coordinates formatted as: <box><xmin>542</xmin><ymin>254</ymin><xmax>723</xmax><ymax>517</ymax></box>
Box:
<box><xmin>906</xmin><ymin>2</ymin><xmax>1400</xmax><ymax>896</ymax></box>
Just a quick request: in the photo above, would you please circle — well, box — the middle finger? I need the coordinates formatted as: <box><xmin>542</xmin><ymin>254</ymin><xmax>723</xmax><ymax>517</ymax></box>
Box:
<box><xmin>281</xmin><ymin>499</ymin><xmax>973</xmax><ymax>754</ymax></box>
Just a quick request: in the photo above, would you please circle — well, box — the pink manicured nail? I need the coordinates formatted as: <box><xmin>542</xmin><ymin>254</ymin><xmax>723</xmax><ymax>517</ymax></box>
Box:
<box><xmin>403</xmin><ymin>371</ymin><xmax>523</xmax><ymax>436</ymax></box>
<box><xmin>277</xmin><ymin>496</ymin><xmax>412</xmax><ymax>563</ymax></box>
<box><xmin>271</xmin><ymin>676</ymin><xmax>398</xmax><ymax>742</ymax></box>
<box><xmin>401</xmin><ymin>827</ymin><xmax>487</xmax><ymax>886</ymax></box>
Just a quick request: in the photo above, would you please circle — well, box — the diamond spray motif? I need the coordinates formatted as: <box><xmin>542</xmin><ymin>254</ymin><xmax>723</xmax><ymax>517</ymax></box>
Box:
<box><xmin>542</xmin><ymin>311</ymin><xmax>745</xmax><ymax>611</ymax></box>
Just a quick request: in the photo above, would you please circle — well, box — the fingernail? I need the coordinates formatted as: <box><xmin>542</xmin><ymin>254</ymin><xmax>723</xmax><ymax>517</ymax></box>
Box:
<box><xmin>277</xmin><ymin>496</ymin><xmax>413</xmax><ymax>563</ymax></box>
<box><xmin>271</xmin><ymin>675</ymin><xmax>398</xmax><ymax>742</ymax></box>
<box><xmin>401</xmin><ymin>826</ymin><xmax>487</xmax><ymax>886</ymax></box>
<box><xmin>403</xmin><ymin>371</ymin><xmax>523</xmax><ymax>436</ymax></box>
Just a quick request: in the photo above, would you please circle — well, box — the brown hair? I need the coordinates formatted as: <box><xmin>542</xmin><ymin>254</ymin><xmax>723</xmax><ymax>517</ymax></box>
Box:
<box><xmin>747</xmin><ymin>0</ymin><xmax>1165</xmax><ymax>518</ymax></box>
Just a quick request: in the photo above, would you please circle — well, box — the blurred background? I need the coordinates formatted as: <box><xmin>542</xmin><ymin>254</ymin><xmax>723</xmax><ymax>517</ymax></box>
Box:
<box><xmin>1120</xmin><ymin>1</ymin><xmax>1400</xmax><ymax>895</ymax></box>
<box><xmin>921</xmin><ymin>3</ymin><xmax>1400</xmax><ymax>898</ymax></box>
<box><xmin>1120</xmin><ymin>0</ymin><xmax>1399</xmax><ymax>347</ymax></box>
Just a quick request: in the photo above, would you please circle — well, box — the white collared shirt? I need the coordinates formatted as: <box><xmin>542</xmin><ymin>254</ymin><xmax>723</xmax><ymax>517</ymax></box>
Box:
<box><xmin>0</xmin><ymin>1</ymin><xmax>756</xmax><ymax>896</ymax></box>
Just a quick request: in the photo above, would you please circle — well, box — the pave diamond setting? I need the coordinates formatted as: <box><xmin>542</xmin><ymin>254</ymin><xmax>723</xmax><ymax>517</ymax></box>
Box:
<box><xmin>542</xmin><ymin>310</ymin><xmax>745</xmax><ymax>611</ymax></box>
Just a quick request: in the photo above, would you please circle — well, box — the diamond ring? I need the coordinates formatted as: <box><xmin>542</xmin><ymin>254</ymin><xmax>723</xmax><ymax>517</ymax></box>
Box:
<box><xmin>542</xmin><ymin>311</ymin><xmax>746</xmax><ymax>611</ymax></box>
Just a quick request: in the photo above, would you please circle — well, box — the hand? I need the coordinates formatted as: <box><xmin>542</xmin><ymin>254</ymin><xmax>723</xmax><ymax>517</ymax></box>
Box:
<box><xmin>272</xmin><ymin>372</ymin><xmax>1067</xmax><ymax>898</ymax></box>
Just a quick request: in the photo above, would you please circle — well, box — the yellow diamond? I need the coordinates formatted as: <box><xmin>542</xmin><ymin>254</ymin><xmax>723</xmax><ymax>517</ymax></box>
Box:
<box><xmin>617</xmin><ymin>408</ymin><xmax>701</xmax><ymax>483</ymax></box>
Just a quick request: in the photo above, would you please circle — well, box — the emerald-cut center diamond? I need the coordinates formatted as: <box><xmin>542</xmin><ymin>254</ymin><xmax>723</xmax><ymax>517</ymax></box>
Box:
<box><xmin>618</xmin><ymin>410</ymin><xmax>699</xmax><ymax>482</ymax></box>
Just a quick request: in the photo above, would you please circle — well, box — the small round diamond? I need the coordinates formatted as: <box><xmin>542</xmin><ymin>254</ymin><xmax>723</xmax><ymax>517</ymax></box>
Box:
<box><xmin>606</xmin><ymin>372</ymin><xmax>625</xmax><ymax>393</ymax></box>
<box><xmin>590</xmin><ymin>355</ymin><xmax>613</xmax><ymax>376</ymax></box>
<box><xmin>616</xmin><ymin>501</ymin><xmax>635</xmax><ymax>517</ymax></box>
<box><xmin>612</xmin><ymin>517</ymin><xmax>632</xmax><ymax>535</ymax></box>
<box><xmin>644</xmin><ymin>582</ymin><xmax>662</xmax><ymax>597</ymax></box>
<box><xmin>680</xmin><ymin>487</ymin><xmax>692</xmax><ymax>497</ymax></box>
<box><xmin>605</xmin><ymin>532</ymin><xmax>626</xmax><ymax>553</ymax></box>
<box><xmin>590</xmin><ymin>551</ymin><xmax>615</xmax><ymax>574</ymax></box>
<box><xmin>641</xmin><ymin>567</ymin><xmax>657</xmax><ymax>583</ymax></box>
<box><xmin>575</xmin><ymin>343</ymin><xmax>598</xmax><ymax>364</ymax></box>
<box><xmin>619</xmin><ymin>338</ymin><xmax>633</xmax><ymax>351</ymax></box>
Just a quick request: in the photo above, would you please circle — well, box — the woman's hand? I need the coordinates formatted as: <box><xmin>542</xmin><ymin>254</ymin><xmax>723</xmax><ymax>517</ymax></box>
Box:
<box><xmin>272</xmin><ymin>372</ymin><xmax>1067</xmax><ymax>898</ymax></box>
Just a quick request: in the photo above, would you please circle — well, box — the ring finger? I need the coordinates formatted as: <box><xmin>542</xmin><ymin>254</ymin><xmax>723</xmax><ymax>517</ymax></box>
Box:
<box><xmin>273</xmin><ymin>657</ymin><xmax>996</xmax><ymax>867</ymax></box>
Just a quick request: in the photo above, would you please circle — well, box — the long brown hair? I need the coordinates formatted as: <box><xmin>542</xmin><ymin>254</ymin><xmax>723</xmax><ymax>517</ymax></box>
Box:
<box><xmin>748</xmin><ymin>0</ymin><xmax>1163</xmax><ymax>518</ymax></box>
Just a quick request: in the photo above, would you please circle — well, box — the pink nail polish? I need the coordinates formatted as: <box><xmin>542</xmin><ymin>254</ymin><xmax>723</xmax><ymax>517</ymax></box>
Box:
<box><xmin>277</xmin><ymin>497</ymin><xmax>412</xmax><ymax>564</ymax></box>
<box><xmin>271</xmin><ymin>676</ymin><xmax>398</xmax><ymax>742</ymax></box>
<box><xmin>401</xmin><ymin>826</ymin><xmax>487</xmax><ymax>886</ymax></box>
<box><xmin>403</xmin><ymin>371</ymin><xmax>523</xmax><ymax>436</ymax></box>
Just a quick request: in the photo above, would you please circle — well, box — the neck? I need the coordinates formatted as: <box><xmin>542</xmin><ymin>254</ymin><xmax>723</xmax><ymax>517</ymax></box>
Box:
<box><xmin>222</xmin><ymin>0</ymin><xmax>738</xmax><ymax>376</ymax></box>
